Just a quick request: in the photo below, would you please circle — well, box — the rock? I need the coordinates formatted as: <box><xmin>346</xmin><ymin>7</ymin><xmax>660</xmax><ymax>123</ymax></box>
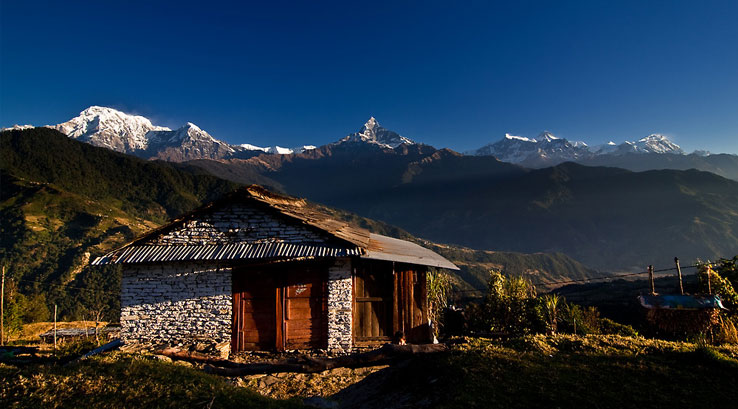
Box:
<box><xmin>261</xmin><ymin>375</ymin><xmax>279</xmax><ymax>387</ymax></box>
<box><xmin>215</xmin><ymin>341</ymin><xmax>230</xmax><ymax>359</ymax></box>
<box><xmin>152</xmin><ymin>354</ymin><xmax>172</xmax><ymax>362</ymax></box>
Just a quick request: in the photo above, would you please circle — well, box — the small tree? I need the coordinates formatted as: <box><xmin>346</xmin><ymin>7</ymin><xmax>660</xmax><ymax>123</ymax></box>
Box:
<box><xmin>478</xmin><ymin>270</ymin><xmax>538</xmax><ymax>336</ymax></box>
<box><xmin>698</xmin><ymin>261</ymin><xmax>738</xmax><ymax>308</ymax></box>
<box><xmin>540</xmin><ymin>294</ymin><xmax>561</xmax><ymax>335</ymax></box>
<box><xmin>427</xmin><ymin>269</ymin><xmax>451</xmax><ymax>338</ymax></box>
<box><xmin>697</xmin><ymin>258</ymin><xmax>738</xmax><ymax>344</ymax></box>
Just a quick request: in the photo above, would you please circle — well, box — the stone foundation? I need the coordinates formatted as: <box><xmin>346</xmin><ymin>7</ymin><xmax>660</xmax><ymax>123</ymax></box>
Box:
<box><xmin>120</xmin><ymin>263</ymin><xmax>232</xmax><ymax>347</ymax></box>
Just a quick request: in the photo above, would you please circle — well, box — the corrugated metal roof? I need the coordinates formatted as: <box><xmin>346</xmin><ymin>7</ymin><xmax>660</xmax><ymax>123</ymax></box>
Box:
<box><xmin>363</xmin><ymin>233</ymin><xmax>459</xmax><ymax>270</ymax></box>
<box><xmin>92</xmin><ymin>242</ymin><xmax>363</xmax><ymax>265</ymax></box>
<box><xmin>92</xmin><ymin>185</ymin><xmax>458</xmax><ymax>270</ymax></box>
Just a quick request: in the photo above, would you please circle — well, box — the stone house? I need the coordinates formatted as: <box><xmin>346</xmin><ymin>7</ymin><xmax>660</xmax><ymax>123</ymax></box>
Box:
<box><xmin>94</xmin><ymin>185</ymin><xmax>458</xmax><ymax>354</ymax></box>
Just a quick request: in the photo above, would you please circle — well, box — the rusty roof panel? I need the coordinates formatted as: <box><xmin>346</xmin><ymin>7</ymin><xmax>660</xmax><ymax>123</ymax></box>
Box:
<box><xmin>363</xmin><ymin>233</ymin><xmax>459</xmax><ymax>270</ymax></box>
<box><xmin>92</xmin><ymin>242</ymin><xmax>363</xmax><ymax>265</ymax></box>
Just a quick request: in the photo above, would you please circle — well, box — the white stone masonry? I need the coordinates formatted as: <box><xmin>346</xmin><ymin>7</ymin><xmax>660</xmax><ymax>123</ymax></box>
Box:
<box><xmin>120</xmin><ymin>263</ymin><xmax>232</xmax><ymax>346</ymax></box>
<box><xmin>327</xmin><ymin>257</ymin><xmax>353</xmax><ymax>353</ymax></box>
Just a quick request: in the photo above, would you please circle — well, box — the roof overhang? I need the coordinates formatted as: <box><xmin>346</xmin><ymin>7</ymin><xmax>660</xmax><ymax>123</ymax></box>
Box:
<box><xmin>92</xmin><ymin>242</ymin><xmax>363</xmax><ymax>265</ymax></box>
<box><xmin>361</xmin><ymin>233</ymin><xmax>459</xmax><ymax>270</ymax></box>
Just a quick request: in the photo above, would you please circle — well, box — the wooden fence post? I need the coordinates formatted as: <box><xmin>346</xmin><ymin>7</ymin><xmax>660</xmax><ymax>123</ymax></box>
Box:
<box><xmin>648</xmin><ymin>265</ymin><xmax>655</xmax><ymax>295</ymax></box>
<box><xmin>1</xmin><ymin>265</ymin><xmax>5</xmax><ymax>346</ymax></box>
<box><xmin>675</xmin><ymin>257</ymin><xmax>684</xmax><ymax>295</ymax></box>
<box><xmin>707</xmin><ymin>266</ymin><xmax>712</xmax><ymax>295</ymax></box>
<box><xmin>53</xmin><ymin>304</ymin><xmax>58</xmax><ymax>354</ymax></box>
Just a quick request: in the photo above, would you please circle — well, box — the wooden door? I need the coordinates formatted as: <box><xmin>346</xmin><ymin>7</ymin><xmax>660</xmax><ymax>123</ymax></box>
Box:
<box><xmin>394</xmin><ymin>265</ymin><xmax>430</xmax><ymax>344</ymax></box>
<box><xmin>353</xmin><ymin>261</ymin><xmax>394</xmax><ymax>340</ymax></box>
<box><xmin>232</xmin><ymin>270</ymin><xmax>278</xmax><ymax>351</ymax></box>
<box><xmin>232</xmin><ymin>263</ymin><xmax>328</xmax><ymax>352</ymax></box>
<box><xmin>284</xmin><ymin>268</ymin><xmax>327</xmax><ymax>349</ymax></box>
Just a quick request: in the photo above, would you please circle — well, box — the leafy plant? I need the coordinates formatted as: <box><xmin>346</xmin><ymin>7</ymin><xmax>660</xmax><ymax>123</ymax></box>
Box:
<box><xmin>539</xmin><ymin>293</ymin><xmax>561</xmax><ymax>334</ymax></box>
<box><xmin>698</xmin><ymin>258</ymin><xmax>738</xmax><ymax>309</ymax></box>
<box><xmin>473</xmin><ymin>270</ymin><xmax>539</xmax><ymax>336</ymax></box>
<box><xmin>427</xmin><ymin>269</ymin><xmax>452</xmax><ymax>337</ymax></box>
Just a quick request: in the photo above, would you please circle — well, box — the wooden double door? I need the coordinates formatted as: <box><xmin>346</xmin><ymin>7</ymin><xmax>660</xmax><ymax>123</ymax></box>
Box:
<box><xmin>353</xmin><ymin>261</ymin><xmax>430</xmax><ymax>344</ymax></box>
<box><xmin>232</xmin><ymin>263</ymin><xmax>328</xmax><ymax>352</ymax></box>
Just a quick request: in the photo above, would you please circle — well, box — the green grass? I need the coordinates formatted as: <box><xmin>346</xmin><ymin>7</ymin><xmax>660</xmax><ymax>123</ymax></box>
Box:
<box><xmin>340</xmin><ymin>335</ymin><xmax>738</xmax><ymax>409</ymax></box>
<box><xmin>0</xmin><ymin>352</ymin><xmax>303</xmax><ymax>409</ymax></box>
<box><xmin>3</xmin><ymin>336</ymin><xmax>738</xmax><ymax>408</ymax></box>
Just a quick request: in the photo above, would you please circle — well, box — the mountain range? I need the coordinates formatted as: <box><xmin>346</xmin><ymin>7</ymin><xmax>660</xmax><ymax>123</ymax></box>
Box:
<box><xmin>7</xmin><ymin>106</ymin><xmax>737</xmax><ymax>181</ymax></box>
<box><xmin>6</xmin><ymin>106</ymin><xmax>413</xmax><ymax>162</ymax></box>
<box><xmin>468</xmin><ymin>131</ymin><xmax>686</xmax><ymax>168</ymax></box>
<box><xmin>4</xmin><ymin>107</ymin><xmax>738</xmax><ymax>272</ymax></box>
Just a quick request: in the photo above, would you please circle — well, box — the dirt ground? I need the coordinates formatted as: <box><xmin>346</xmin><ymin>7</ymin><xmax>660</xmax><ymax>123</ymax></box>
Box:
<box><xmin>235</xmin><ymin>365</ymin><xmax>390</xmax><ymax>400</ymax></box>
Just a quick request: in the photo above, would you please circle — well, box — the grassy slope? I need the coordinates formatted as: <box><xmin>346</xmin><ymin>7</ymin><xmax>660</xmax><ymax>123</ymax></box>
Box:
<box><xmin>4</xmin><ymin>335</ymin><xmax>736</xmax><ymax>408</ymax></box>
<box><xmin>335</xmin><ymin>335</ymin><xmax>738</xmax><ymax>409</ymax></box>
<box><xmin>0</xmin><ymin>353</ymin><xmax>302</xmax><ymax>409</ymax></box>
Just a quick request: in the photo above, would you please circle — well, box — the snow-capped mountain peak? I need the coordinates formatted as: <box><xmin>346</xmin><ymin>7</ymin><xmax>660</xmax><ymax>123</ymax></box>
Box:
<box><xmin>363</xmin><ymin>116</ymin><xmax>379</xmax><ymax>132</ymax></box>
<box><xmin>537</xmin><ymin>131</ymin><xmax>559</xmax><ymax>142</ymax></box>
<box><xmin>337</xmin><ymin>117</ymin><xmax>415</xmax><ymax>148</ymax></box>
<box><xmin>635</xmin><ymin>134</ymin><xmax>683</xmax><ymax>154</ymax></box>
<box><xmin>53</xmin><ymin>106</ymin><xmax>170</xmax><ymax>152</ymax></box>
<box><xmin>239</xmin><ymin>143</ymin><xmax>317</xmax><ymax>155</ymax></box>
<box><xmin>47</xmin><ymin>105</ymin><xmax>321</xmax><ymax>161</ymax></box>
<box><xmin>505</xmin><ymin>133</ymin><xmax>535</xmax><ymax>142</ymax></box>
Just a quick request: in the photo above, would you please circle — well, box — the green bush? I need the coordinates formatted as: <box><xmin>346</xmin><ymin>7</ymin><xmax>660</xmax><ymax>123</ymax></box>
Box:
<box><xmin>470</xmin><ymin>271</ymin><xmax>541</xmax><ymax>336</ymax></box>
<box><xmin>559</xmin><ymin>303</ymin><xmax>600</xmax><ymax>335</ymax></box>
<box><xmin>600</xmin><ymin>317</ymin><xmax>639</xmax><ymax>337</ymax></box>
<box><xmin>428</xmin><ymin>269</ymin><xmax>452</xmax><ymax>337</ymax></box>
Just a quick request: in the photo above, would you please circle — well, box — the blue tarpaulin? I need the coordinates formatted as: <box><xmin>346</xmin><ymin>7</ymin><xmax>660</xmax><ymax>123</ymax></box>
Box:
<box><xmin>638</xmin><ymin>295</ymin><xmax>726</xmax><ymax>310</ymax></box>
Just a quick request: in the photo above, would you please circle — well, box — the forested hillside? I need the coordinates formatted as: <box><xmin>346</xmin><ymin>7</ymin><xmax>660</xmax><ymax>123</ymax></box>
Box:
<box><xmin>0</xmin><ymin>128</ymin><xmax>239</xmax><ymax>320</ymax></box>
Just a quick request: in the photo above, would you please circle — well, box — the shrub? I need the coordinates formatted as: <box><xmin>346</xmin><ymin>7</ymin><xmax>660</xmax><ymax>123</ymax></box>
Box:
<box><xmin>472</xmin><ymin>271</ymin><xmax>539</xmax><ymax>336</ymax></box>
<box><xmin>428</xmin><ymin>269</ymin><xmax>452</xmax><ymax>337</ymax></box>
<box><xmin>560</xmin><ymin>303</ymin><xmax>600</xmax><ymax>335</ymax></box>
<box><xmin>698</xmin><ymin>263</ymin><xmax>738</xmax><ymax>309</ymax></box>
<box><xmin>600</xmin><ymin>317</ymin><xmax>639</xmax><ymax>337</ymax></box>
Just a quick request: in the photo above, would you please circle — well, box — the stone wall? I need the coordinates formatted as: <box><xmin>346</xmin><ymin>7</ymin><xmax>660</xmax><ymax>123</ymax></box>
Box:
<box><xmin>151</xmin><ymin>203</ymin><xmax>330</xmax><ymax>245</ymax></box>
<box><xmin>327</xmin><ymin>257</ymin><xmax>353</xmax><ymax>353</ymax></box>
<box><xmin>120</xmin><ymin>263</ymin><xmax>232</xmax><ymax>347</ymax></box>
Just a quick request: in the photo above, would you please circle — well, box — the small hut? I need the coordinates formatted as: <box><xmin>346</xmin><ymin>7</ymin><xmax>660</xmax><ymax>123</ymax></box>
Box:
<box><xmin>94</xmin><ymin>186</ymin><xmax>458</xmax><ymax>354</ymax></box>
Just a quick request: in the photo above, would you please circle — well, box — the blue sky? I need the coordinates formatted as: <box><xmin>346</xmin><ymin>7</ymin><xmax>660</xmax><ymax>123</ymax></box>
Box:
<box><xmin>2</xmin><ymin>0</ymin><xmax>737</xmax><ymax>153</ymax></box>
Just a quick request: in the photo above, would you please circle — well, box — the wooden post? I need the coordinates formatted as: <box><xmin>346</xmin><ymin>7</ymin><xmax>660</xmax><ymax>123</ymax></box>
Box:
<box><xmin>648</xmin><ymin>265</ymin><xmax>655</xmax><ymax>295</ymax></box>
<box><xmin>1</xmin><ymin>265</ymin><xmax>5</xmax><ymax>346</ymax></box>
<box><xmin>707</xmin><ymin>266</ymin><xmax>713</xmax><ymax>295</ymax></box>
<box><xmin>675</xmin><ymin>257</ymin><xmax>684</xmax><ymax>295</ymax></box>
<box><xmin>0</xmin><ymin>266</ymin><xmax>5</xmax><ymax>345</ymax></box>
<box><xmin>53</xmin><ymin>304</ymin><xmax>58</xmax><ymax>354</ymax></box>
